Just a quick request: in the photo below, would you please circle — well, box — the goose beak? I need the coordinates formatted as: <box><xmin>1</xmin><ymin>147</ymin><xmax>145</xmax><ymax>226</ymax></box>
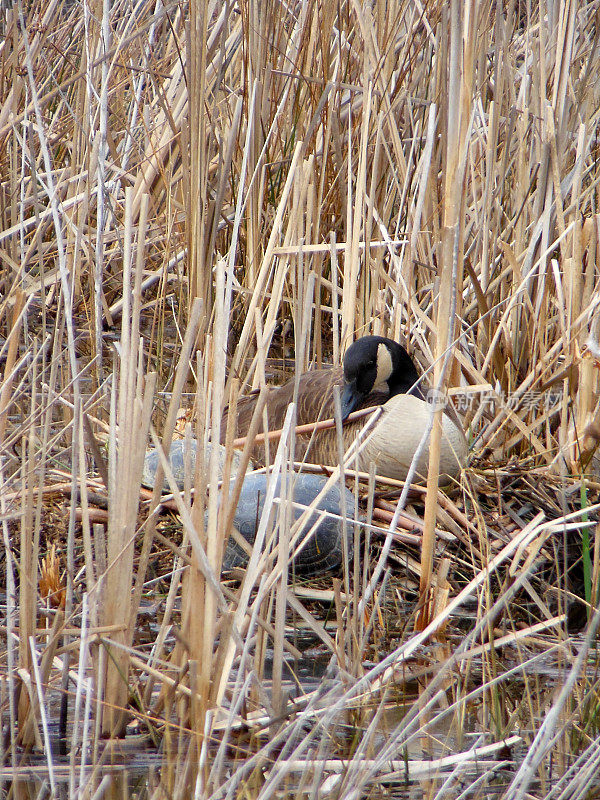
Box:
<box><xmin>341</xmin><ymin>383</ymin><xmax>361</xmax><ymax>420</ymax></box>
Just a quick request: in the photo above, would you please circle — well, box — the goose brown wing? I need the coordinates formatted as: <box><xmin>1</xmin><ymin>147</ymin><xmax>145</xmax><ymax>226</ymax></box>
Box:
<box><xmin>292</xmin><ymin>367</ymin><xmax>391</xmax><ymax>422</ymax></box>
<box><xmin>295</xmin><ymin>367</ymin><xmax>343</xmax><ymax>424</ymax></box>
<box><xmin>220</xmin><ymin>366</ymin><xmax>344</xmax><ymax>444</ymax></box>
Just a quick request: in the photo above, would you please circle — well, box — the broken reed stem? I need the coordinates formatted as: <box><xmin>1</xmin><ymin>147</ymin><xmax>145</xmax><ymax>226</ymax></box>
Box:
<box><xmin>231</xmin><ymin>405</ymin><xmax>378</xmax><ymax>449</ymax></box>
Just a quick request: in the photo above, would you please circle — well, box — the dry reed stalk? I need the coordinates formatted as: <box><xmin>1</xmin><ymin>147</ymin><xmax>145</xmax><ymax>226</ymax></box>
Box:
<box><xmin>128</xmin><ymin>298</ymin><xmax>204</xmax><ymax>636</ymax></box>
<box><xmin>187</xmin><ymin>304</ymin><xmax>225</xmax><ymax>749</ymax></box>
<box><xmin>418</xmin><ymin>0</ymin><xmax>472</xmax><ymax>632</ymax></box>
<box><xmin>231</xmin><ymin>404</ymin><xmax>378</xmax><ymax>449</ymax></box>
<box><xmin>0</xmin><ymin>291</ymin><xmax>25</xmax><ymax>443</ymax></box>
<box><xmin>16</xmin><ymin>366</ymin><xmax>40</xmax><ymax>742</ymax></box>
<box><xmin>101</xmin><ymin>190</ymin><xmax>157</xmax><ymax>736</ymax></box>
<box><xmin>186</xmin><ymin>0</ymin><xmax>211</xmax><ymax>336</ymax></box>
<box><xmin>228</xmin><ymin>141</ymin><xmax>303</xmax><ymax>387</ymax></box>
<box><xmin>270</xmin><ymin>270</ymin><xmax>314</xmax><ymax>715</ymax></box>
<box><xmin>271</xmin><ymin>458</ymin><xmax>292</xmax><ymax>720</ymax></box>
<box><xmin>0</xmin><ymin>480</ymin><xmax>18</xmax><ymax>772</ymax></box>
<box><xmin>78</xmin><ymin>416</ymin><xmax>98</xmax><ymax>614</ymax></box>
<box><xmin>213</xmin><ymin>404</ymin><xmax>295</xmax><ymax>707</ymax></box>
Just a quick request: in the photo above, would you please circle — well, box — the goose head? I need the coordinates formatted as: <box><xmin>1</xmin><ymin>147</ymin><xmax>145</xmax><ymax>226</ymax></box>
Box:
<box><xmin>340</xmin><ymin>336</ymin><xmax>423</xmax><ymax>420</ymax></box>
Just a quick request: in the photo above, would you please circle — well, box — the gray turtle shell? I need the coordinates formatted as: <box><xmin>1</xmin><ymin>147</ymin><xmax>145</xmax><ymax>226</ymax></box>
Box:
<box><xmin>143</xmin><ymin>443</ymin><xmax>357</xmax><ymax>576</ymax></box>
<box><xmin>223</xmin><ymin>472</ymin><xmax>357</xmax><ymax>576</ymax></box>
<box><xmin>142</xmin><ymin>439</ymin><xmax>250</xmax><ymax>490</ymax></box>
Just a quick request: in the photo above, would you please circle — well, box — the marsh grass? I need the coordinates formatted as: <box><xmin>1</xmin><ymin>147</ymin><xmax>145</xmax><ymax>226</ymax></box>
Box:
<box><xmin>2</xmin><ymin>0</ymin><xmax>600</xmax><ymax>798</ymax></box>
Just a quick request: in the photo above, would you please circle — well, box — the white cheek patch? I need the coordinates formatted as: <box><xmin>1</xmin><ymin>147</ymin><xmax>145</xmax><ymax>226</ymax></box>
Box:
<box><xmin>373</xmin><ymin>343</ymin><xmax>393</xmax><ymax>391</ymax></box>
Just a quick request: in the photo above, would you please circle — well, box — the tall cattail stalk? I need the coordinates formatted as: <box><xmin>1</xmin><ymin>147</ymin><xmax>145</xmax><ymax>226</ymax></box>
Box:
<box><xmin>101</xmin><ymin>190</ymin><xmax>157</xmax><ymax>736</ymax></box>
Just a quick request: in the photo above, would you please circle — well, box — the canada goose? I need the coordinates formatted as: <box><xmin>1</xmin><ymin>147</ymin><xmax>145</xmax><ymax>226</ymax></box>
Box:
<box><xmin>223</xmin><ymin>336</ymin><xmax>467</xmax><ymax>483</ymax></box>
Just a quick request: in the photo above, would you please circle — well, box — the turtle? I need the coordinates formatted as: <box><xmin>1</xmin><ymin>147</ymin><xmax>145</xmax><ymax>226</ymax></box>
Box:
<box><xmin>223</xmin><ymin>471</ymin><xmax>356</xmax><ymax>575</ymax></box>
<box><xmin>142</xmin><ymin>439</ymin><xmax>250</xmax><ymax>490</ymax></box>
<box><xmin>142</xmin><ymin>441</ymin><xmax>357</xmax><ymax>576</ymax></box>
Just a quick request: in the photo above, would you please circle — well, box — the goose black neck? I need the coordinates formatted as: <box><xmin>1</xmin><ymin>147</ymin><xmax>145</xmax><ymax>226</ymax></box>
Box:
<box><xmin>387</xmin><ymin>342</ymin><xmax>424</xmax><ymax>400</ymax></box>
